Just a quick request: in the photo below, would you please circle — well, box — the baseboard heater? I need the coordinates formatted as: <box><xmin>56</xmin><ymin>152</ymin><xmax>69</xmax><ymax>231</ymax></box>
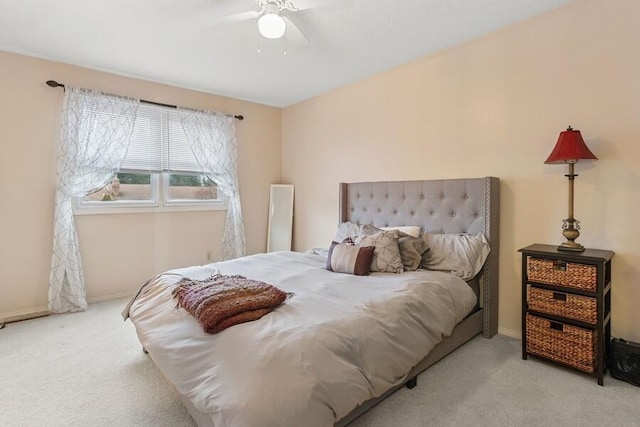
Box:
<box><xmin>0</xmin><ymin>293</ymin><xmax>134</xmax><ymax>329</ymax></box>
<box><xmin>0</xmin><ymin>310</ymin><xmax>50</xmax><ymax>329</ymax></box>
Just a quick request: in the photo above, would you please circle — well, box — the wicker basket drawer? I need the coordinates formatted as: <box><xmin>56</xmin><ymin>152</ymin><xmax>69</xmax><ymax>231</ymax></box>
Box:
<box><xmin>528</xmin><ymin>287</ymin><xmax>597</xmax><ymax>324</ymax></box>
<box><xmin>526</xmin><ymin>314</ymin><xmax>597</xmax><ymax>373</ymax></box>
<box><xmin>527</xmin><ymin>257</ymin><xmax>597</xmax><ymax>291</ymax></box>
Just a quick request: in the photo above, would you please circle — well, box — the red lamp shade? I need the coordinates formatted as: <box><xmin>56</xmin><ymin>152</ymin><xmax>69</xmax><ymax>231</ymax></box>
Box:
<box><xmin>545</xmin><ymin>126</ymin><xmax>598</xmax><ymax>164</ymax></box>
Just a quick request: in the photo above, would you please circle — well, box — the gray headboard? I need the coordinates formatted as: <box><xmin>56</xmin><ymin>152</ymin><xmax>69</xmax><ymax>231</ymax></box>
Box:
<box><xmin>339</xmin><ymin>177</ymin><xmax>500</xmax><ymax>337</ymax></box>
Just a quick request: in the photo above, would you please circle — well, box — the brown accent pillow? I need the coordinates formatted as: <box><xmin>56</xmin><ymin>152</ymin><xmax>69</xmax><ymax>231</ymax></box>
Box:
<box><xmin>326</xmin><ymin>241</ymin><xmax>375</xmax><ymax>276</ymax></box>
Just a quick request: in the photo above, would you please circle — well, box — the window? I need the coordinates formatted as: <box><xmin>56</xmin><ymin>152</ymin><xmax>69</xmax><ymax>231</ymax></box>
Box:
<box><xmin>75</xmin><ymin>103</ymin><xmax>225</xmax><ymax>214</ymax></box>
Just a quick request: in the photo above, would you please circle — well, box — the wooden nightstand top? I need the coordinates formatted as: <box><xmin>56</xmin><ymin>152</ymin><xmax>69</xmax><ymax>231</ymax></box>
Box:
<box><xmin>519</xmin><ymin>244</ymin><xmax>614</xmax><ymax>263</ymax></box>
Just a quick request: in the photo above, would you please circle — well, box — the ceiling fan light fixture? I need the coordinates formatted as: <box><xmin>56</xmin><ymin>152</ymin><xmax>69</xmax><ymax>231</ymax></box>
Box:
<box><xmin>258</xmin><ymin>12</ymin><xmax>286</xmax><ymax>39</ymax></box>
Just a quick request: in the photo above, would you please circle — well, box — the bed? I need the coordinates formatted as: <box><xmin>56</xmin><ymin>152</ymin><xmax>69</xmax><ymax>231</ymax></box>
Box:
<box><xmin>124</xmin><ymin>177</ymin><xmax>500</xmax><ymax>427</ymax></box>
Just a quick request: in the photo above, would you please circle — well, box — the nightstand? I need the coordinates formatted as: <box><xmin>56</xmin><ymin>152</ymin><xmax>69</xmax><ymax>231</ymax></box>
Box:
<box><xmin>519</xmin><ymin>244</ymin><xmax>614</xmax><ymax>385</ymax></box>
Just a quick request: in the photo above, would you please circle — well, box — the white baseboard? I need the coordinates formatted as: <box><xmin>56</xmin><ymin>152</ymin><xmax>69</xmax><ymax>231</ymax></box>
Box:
<box><xmin>0</xmin><ymin>292</ymin><xmax>135</xmax><ymax>326</ymax></box>
<box><xmin>0</xmin><ymin>305</ymin><xmax>49</xmax><ymax>326</ymax></box>
<box><xmin>499</xmin><ymin>326</ymin><xmax>522</xmax><ymax>340</ymax></box>
<box><xmin>87</xmin><ymin>291</ymin><xmax>134</xmax><ymax>304</ymax></box>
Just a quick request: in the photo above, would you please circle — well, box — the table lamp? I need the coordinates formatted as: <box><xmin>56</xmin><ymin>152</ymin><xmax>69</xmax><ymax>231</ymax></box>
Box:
<box><xmin>544</xmin><ymin>126</ymin><xmax>598</xmax><ymax>252</ymax></box>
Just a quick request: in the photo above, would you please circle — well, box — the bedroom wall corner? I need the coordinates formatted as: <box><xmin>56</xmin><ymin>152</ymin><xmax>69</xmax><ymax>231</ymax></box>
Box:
<box><xmin>281</xmin><ymin>0</ymin><xmax>640</xmax><ymax>343</ymax></box>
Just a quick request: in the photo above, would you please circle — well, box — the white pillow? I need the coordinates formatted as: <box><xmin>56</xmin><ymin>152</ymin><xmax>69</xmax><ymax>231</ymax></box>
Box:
<box><xmin>380</xmin><ymin>226</ymin><xmax>421</xmax><ymax>238</ymax></box>
<box><xmin>421</xmin><ymin>233</ymin><xmax>490</xmax><ymax>280</ymax></box>
<box><xmin>334</xmin><ymin>222</ymin><xmax>381</xmax><ymax>243</ymax></box>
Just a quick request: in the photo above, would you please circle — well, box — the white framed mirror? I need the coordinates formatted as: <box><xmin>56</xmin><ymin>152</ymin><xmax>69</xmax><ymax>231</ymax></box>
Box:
<box><xmin>267</xmin><ymin>184</ymin><xmax>294</xmax><ymax>252</ymax></box>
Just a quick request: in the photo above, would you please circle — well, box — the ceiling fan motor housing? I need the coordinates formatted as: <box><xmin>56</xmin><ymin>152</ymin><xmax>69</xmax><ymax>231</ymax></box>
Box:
<box><xmin>258</xmin><ymin>0</ymin><xmax>298</xmax><ymax>13</ymax></box>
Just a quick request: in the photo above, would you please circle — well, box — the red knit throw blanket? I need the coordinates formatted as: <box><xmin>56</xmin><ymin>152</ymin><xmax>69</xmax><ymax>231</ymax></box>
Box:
<box><xmin>173</xmin><ymin>274</ymin><xmax>287</xmax><ymax>334</ymax></box>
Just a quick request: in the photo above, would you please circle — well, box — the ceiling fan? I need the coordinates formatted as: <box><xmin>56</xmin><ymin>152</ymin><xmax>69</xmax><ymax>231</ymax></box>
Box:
<box><xmin>212</xmin><ymin>0</ymin><xmax>341</xmax><ymax>45</ymax></box>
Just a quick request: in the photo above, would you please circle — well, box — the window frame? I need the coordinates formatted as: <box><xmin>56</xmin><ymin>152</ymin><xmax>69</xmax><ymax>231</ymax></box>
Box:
<box><xmin>73</xmin><ymin>172</ymin><xmax>226</xmax><ymax>215</ymax></box>
<box><xmin>72</xmin><ymin>103</ymin><xmax>227</xmax><ymax>215</ymax></box>
<box><xmin>162</xmin><ymin>173</ymin><xmax>223</xmax><ymax>208</ymax></box>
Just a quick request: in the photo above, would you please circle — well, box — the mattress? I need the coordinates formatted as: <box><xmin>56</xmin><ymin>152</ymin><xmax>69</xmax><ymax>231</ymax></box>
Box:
<box><xmin>126</xmin><ymin>251</ymin><xmax>477</xmax><ymax>427</ymax></box>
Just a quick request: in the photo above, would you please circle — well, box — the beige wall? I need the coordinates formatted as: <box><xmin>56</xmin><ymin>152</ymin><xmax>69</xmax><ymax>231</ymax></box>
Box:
<box><xmin>0</xmin><ymin>52</ymin><xmax>281</xmax><ymax>318</ymax></box>
<box><xmin>2</xmin><ymin>0</ymin><xmax>638</xmax><ymax>342</ymax></box>
<box><xmin>282</xmin><ymin>0</ymin><xmax>640</xmax><ymax>341</ymax></box>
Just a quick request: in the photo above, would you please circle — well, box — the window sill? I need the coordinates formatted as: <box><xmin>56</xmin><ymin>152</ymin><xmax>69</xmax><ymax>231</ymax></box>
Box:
<box><xmin>73</xmin><ymin>202</ymin><xmax>227</xmax><ymax>216</ymax></box>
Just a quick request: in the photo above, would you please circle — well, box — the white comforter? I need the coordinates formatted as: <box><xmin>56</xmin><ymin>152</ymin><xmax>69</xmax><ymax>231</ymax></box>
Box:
<box><xmin>127</xmin><ymin>251</ymin><xmax>476</xmax><ymax>427</ymax></box>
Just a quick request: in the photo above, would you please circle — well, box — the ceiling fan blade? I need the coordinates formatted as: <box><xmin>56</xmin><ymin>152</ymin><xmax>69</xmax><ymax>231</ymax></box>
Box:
<box><xmin>213</xmin><ymin>0</ymin><xmax>259</xmax><ymax>15</ymax></box>
<box><xmin>289</xmin><ymin>0</ymin><xmax>347</xmax><ymax>11</ymax></box>
<box><xmin>283</xmin><ymin>16</ymin><xmax>309</xmax><ymax>46</ymax></box>
<box><xmin>211</xmin><ymin>10</ymin><xmax>260</xmax><ymax>26</ymax></box>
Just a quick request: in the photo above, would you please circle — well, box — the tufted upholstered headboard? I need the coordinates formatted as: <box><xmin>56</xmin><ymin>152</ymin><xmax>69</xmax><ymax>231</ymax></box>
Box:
<box><xmin>339</xmin><ymin>177</ymin><xmax>500</xmax><ymax>337</ymax></box>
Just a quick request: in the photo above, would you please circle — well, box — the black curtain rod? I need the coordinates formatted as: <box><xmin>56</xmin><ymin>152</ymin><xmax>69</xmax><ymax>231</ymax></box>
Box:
<box><xmin>45</xmin><ymin>80</ymin><xmax>244</xmax><ymax>121</ymax></box>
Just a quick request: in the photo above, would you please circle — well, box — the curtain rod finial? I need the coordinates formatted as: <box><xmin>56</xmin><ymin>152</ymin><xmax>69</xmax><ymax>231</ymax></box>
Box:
<box><xmin>46</xmin><ymin>80</ymin><xmax>64</xmax><ymax>88</ymax></box>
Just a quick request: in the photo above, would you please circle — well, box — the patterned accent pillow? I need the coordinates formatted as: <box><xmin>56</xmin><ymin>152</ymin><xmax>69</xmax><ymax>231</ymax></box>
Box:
<box><xmin>398</xmin><ymin>235</ymin><xmax>429</xmax><ymax>271</ymax></box>
<box><xmin>326</xmin><ymin>241</ymin><xmax>375</xmax><ymax>276</ymax></box>
<box><xmin>355</xmin><ymin>230</ymin><xmax>404</xmax><ymax>274</ymax></box>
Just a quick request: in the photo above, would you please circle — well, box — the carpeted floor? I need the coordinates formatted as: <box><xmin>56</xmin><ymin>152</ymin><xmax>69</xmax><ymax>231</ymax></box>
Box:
<box><xmin>0</xmin><ymin>297</ymin><xmax>638</xmax><ymax>427</ymax></box>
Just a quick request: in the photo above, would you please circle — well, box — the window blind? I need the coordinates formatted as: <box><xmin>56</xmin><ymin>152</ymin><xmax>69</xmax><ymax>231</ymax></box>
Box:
<box><xmin>119</xmin><ymin>103</ymin><xmax>202</xmax><ymax>174</ymax></box>
<box><xmin>164</xmin><ymin>111</ymin><xmax>202</xmax><ymax>173</ymax></box>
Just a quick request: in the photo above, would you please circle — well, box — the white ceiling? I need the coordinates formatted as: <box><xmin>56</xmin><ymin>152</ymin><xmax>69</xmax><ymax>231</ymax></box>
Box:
<box><xmin>0</xmin><ymin>0</ymin><xmax>573</xmax><ymax>108</ymax></box>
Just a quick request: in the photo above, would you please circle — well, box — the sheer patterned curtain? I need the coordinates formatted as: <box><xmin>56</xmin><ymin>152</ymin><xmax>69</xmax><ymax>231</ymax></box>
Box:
<box><xmin>178</xmin><ymin>108</ymin><xmax>245</xmax><ymax>260</ymax></box>
<box><xmin>49</xmin><ymin>87</ymin><xmax>139</xmax><ymax>313</ymax></box>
